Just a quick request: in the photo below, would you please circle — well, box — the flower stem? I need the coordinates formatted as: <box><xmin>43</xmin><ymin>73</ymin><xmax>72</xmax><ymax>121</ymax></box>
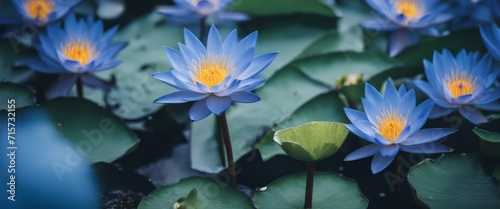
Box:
<box><xmin>76</xmin><ymin>74</ymin><xmax>83</xmax><ymax>99</ymax></box>
<box><xmin>217</xmin><ymin>112</ymin><xmax>237</xmax><ymax>187</ymax></box>
<box><xmin>304</xmin><ymin>161</ymin><xmax>315</xmax><ymax>209</ymax></box>
<box><xmin>199</xmin><ymin>17</ymin><xmax>207</xmax><ymax>43</ymax></box>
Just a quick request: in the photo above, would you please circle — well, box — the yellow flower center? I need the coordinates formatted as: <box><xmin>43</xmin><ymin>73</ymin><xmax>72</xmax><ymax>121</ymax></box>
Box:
<box><xmin>193</xmin><ymin>54</ymin><xmax>231</xmax><ymax>88</ymax></box>
<box><xmin>376</xmin><ymin>112</ymin><xmax>407</xmax><ymax>143</ymax></box>
<box><xmin>23</xmin><ymin>0</ymin><xmax>53</xmax><ymax>21</ymax></box>
<box><xmin>446</xmin><ymin>71</ymin><xmax>476</xmax><ymax>98</ymax></box>
<box><xmin>395</xmin><ymin>0</ymin><xmax>421</xmax><ymax>19</ymax></box>
<box><xmin>61</xmin><ymin>39</ymin><xmax>95</xmax><ymax>65</ymax></box>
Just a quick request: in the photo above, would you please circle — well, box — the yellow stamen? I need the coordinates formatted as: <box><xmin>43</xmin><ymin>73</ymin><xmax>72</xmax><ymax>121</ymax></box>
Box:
<box><xmin>376</xmin><ymin>111</ymin><xmax>407</xmax><ymax>143</ymax></box>
<box><xmin>446</xmin><ymin>71</ymin><xmax>476</xmax><ymax>98</ymax></box>
<box><xmin>395</xmin><ymin>0</ymin><xmax>421</xmax><ymax>19</ymax></box>
<box><xmin>193</xmin><ymin>54</ymin><xmax>231</xmax><ymax>88</ymax></box>
<box><xmin>61</xmin><ymin>39</ymin><xmax>95</xmax><ymax>65</ymax></box>
<box><xmin>23</xmin><ymin>0</ymin><xmax>53</xmax><ymax>21</ymax></box>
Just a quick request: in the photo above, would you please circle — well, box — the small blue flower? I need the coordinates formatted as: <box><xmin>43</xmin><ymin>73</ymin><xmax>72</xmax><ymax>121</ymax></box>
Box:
<box><xmin>0</xmin><ymin>0</ymin><xmax>80</xmax><ymax>26</ymax></box>
<box><xmin>480</xmin><ymin>23</ymin><xmax>500</xmax><ymax>62</ymax></box>
<box><xmin>16</xmin><ymin>13</ymin><xmax>127</xmax><ymax>98</ymax></box>
<box><xmin>361</xmin><ymin>0</ymin><xmax>453</xmax><ymax>57</ymax></box>
<box><xmin>414</xmin><ymin>49</ymin><xmax>500</xmax><ymax>125</ymax></box>
<box><xmin>157</xmin><ymin>0</ymin><xmax>249</xmax><ymax>25</ymax></box>
<box><xmin>344</xmin><ymin>81</ymin><xmax>456</xmax><ymax>174</ymax></box>
<box><xmin>152</xmin><ymin>24</ymin><xmax>278</xmax><ymax>121</ymax></box>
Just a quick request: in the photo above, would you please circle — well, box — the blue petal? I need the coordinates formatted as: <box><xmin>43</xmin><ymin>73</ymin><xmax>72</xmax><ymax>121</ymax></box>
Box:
<box><xmin>401</xmin><ymin>128</ymin><xmax>457</xmax><ymax>145</ymax></box>
<box><xmin>207</xmin><ymin>24</ymin><xmax>223</xmax><ymax>55</ymax></box>
<box><xmin>344</xmin><ymin>144</ymin><xmax>381</xmax><ymax>161</ymax></box>
<box><xmin>480</xmin><ymin>23</ymin><xmax>500</xmax><ymax>61</ymax></box>
<box><xmin>400</xmin><ymin>142</ymin><xmax>453</xmax><ymax>154</ymax></box>
<box><xmin>389</xmin><ymin>29</ymin><xmax>418</xmax><ymax>57</ymax></box>
<box><xmin>163</xmin><ymin>46</ymin><xmax>189</xmax><ymax>73</ymax></box>
<box><xmin>346</xmin><ymin>124</ymin><xmax>377</xmax><ymax>144</ymax></box>
<box><xmin>450</xmin><ymin>94</ymin><xmax>473</xmax><ymax>105</ymax></box>
<box><xmin>215</xmin><ymin>79</ymin><xmax>240</xmax><ymax>96</ymax></box>
<box><xmin>380</xmin><ymin>144</ymin><xmax>399</xmax><ymax>157</ymax></box>
<box><xmin>365</xmin><ymin>83</ymin><xmax>383</xmax><ymax>104</ymax></box>
<box><xmin>236</xmin><ymin>51</ymin><xmax>278</xmax><ymax>80</ymax></box>
<box><xmin>458</xmin><ymin>107</ymin><xmax>488</xmax><ymax>124</ymax></box>
<box><xmin>183</xmin><ymin>28</ymin><xmax>206</xmax><ymax>55</ymax></box>
<box><xmin>413</xmin><ymin>80</ymin><xmax>454</xmax><ymax>108</ymax></box>
<box><xmin>236</xmin><ymin>31</ymin><xmax>258</xmax><ymax>58</ymax></box>
<box><xmin>216</xmin><ymin>11</ymin><xmax>250</xmax><ymax>22</ymax></box>
<box><xmin>371</xmin><ymin>153</ymin><xmax>396</xmax><ymax>174</ymax></box>
<box><xmin>206</xmin><ymin>95</ymin><xmax>231</xmax><ymax>115</ymax></box>
<box><xmin>361</xmin><ymin>98</ymin><xmax>381</xmax><ymax>126</ymax></box>
<box><xmin>428</xmin><ymin>105</ymin><xmax>454</xmax><ymax>119</ymax></box>
<box><xmin>384</xmin><ymin>80</ymin><xmax>400</xmax><ymax>107</ymax></box>
<box><xmin>351</xmin><ymin>120</ymin><xmax>377</xmax><ymax>138</ymax></box>
<box><xmin>360</xmin><ymin>19</ymin><xmax>401</xmax><ymax>31</ymax></box>
<box><xmin>15</xmin><ymin>57</ymin><xmax>64</xmax><ymax>73</ymax></box>
<box><xmin>222</xmin><ymin>29</ymin><xmax>238</xmax><ymax>55</ymax></box>
<box><xmin>232</xmin><ymin>47</ymin><xmax>256</xmax><ymax>78</ymax></box>
<box><xmin>229</xmin><ymin>91</ymin><xmax>260</xmax><ymax>103</ymax></box>
<box><xmin>344</xmin><ymin>108</ymin><xmax>368</xmax><ymax>123</ymax></box>
<box><xmin>154</xmin><ymin>91</ymin><xmax>207</xmax><ymax>103</ymax></box>
<box><xmin>477</xmin><ymin>101</ymin><xmax>500</xmax><ymax>111</ymax></box>
<box><xmin>80</xmin><ymin>73</ymin><xmax>112</xmax><ymax>90</ymax></box>
<box><xmin>189</xmin><ymin>98</ymin><xmax>212</xmax><ymax>121</ymax></box>
<box><xmin>397</xmin><ymin>84</ymin><xmax>407</xmax><ymax>96</ymax></box>
<box><xmin>46</xmin><ymin>74</ymin><xmax>77</xmax><ymax>99</ymax></box>
<box><xmin>238</xmin><ymin>78</ymin><xmax>266</xmax><ymax>91</ymax></box>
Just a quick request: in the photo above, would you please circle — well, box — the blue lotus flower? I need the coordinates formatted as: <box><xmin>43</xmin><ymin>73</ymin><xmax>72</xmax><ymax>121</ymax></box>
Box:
<box><xmin>414</xmin><ymin>49</ymin><xmax>500</xmax><ymax>125</ymax></box>
<box><xmin>361</xmin><ymin>0</ymin><xmax>453</xmax><ymax>57</ymax></box>
<box><xmin>16</xmin><ymin>13</ymin><xmax>127</xmax><ymax>98</ymax></box>
<box><xmin>344</xmin><ymin>81</ymin><xmax>456</xmax><ymax>174</ymax></box>
<box><xmin>480</xmin><ymin>23</ymin><xmax>500</xmax><ymax>62</ymax></box>
<box><xmin>152</xmin><ymin>25</ymin><xmax>278</xmax><ymax>121</ymax></box>
<box><xmin>157</xmin><ymin>0</ymin><xmax>249</xmax><ymax>25</ymax></box>
<box><xmin>0</xmin><ymin>0</ymin><xmax>80</xmax><ymax>26</ymax></box>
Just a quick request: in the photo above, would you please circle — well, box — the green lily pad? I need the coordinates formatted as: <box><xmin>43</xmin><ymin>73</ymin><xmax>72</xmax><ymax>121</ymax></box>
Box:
<box><xmin>253</xmin><ymin>172</ymin><xmax>368</xmax><ymax>209</ymax></box>
<box><xmin>274</xmin><ymin>122</ymin><xmax>348</xmax><ymax>162</ymax></box>
<box><xmin>0</xmin><ymin>82</ymin><xmax>35</xmax><ymax>110</ymax></box>
<box><xmin>255</xmin><ymin>92</ymin><xmax>348</xmax><ymax>161</ymax></box>
<box><xmin>0</xmin><ymin>40</ymin><xmax>34</xmax><ymax>83</ymax></box>
<box><xmin>408</xmin><ymin>154</ymin><xmax>500</xmax><ymax>209</ymax></box>
<box><xmin>18</xmin><ymin>97</ymin><xmax>139</xmax><ymax>163</ymax></box>
<box><xmin>231</xmin><ymin>0</ymin><xmax>337</xmax><ymax>17</ymax></box>
<box><xmin>78</xmin><ymin>13</ymin><xmax>182</xmax><ymax>120</ymax></box>
<box><xmin>293</xmin><ymin>51</ymin><xmax>402</xmax><ymax>88</ymax></box>
<box><xmin>474</xmin><ymin>127</ymin><xmax>500</xmax><ymax>161</ymax></box>
<box><xmin>138</xmin><ymin>177</ymin><xmax>254</xmax><ymax>209</ymax></box>
<box><xmin>191</xmin><ymin>67</ymin><xmax>330</xmax><ymax>173</ymax></box>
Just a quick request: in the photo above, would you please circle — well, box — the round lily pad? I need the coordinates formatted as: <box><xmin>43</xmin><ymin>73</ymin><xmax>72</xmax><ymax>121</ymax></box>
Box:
<box><xmin>274</xmin><ymin>121</ymin><xmax>348</xmax><ymax>162</ymax></box>
<box><xmin>138</xmin><ymin>177</ymin><xmax>255</xmax><ymax>209</ymax></box>
<box><xmin>408</xmin><ymin>153</ymin><xmax>500</xmax><ymax>209</ymax></box>
<box><xmin>253</xmin><ymin>172</ymin><xmax>368</xmax><ymax>209</ymax></box>
<box><xmin>0</xmin><ymin>82</ymin><xmax>35</xmax><ymax>110</ymax></box>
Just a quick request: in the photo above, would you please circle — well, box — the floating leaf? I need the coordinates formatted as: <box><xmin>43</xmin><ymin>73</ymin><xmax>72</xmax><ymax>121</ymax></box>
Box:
<box><xmin>297</xmin><ymin>26</ymin><xmax>364</xmax><ymax>60</ymax></box>
<box><xmin>191</xmin><ymin>67</ymin><xmax>330</xmax><ymax>173</ymax></box>
<box><xmin>0</xmin><ymin>82</ymin><xmax>35</xmax><ymax>110</ymax></box>
<box><xmin>138</xmin><ymin>177</ymin><xmax>254</xmax><ymax>209</ymax></box>
<box><xmin>253</xmin><ymin>172</ymin><xmax>368</xmax><ymax>209</ymax></box>
<box><xmin>256</xmin><ymin>92</ymin><xmax>348</xmax><ymax>161</ymax></box>
<box><xmin>474</xmin><ymin>127</ymin><xmax>500</xmax><ymax>161</ymax></box>
<box><xmin>231</xmin><ymin>0</ymin><xmax>337</xmax><ymax>17</ymax></box>
<box><xmin>408</xmin><ymin>154</ymin><xmax>500</xmax><ymax>209</ymax></box>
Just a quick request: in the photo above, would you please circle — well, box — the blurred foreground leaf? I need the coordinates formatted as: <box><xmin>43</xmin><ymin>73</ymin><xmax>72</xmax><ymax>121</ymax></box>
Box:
<box><xmin>0</xmin><ymin>82</ymin><xmax>34</xmax><ymax>110</ymax></box>
<box><xmin>231</xmin><ymin>0</ymin><xmax>337</xmax><ymax>17</ymax></box>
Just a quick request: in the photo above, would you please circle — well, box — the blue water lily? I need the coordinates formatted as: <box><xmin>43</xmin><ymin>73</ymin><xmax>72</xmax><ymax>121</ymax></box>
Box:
<box><xmin>361</xmin><ymin>0</ymin><xmax>453</xmax><ymax>57</ymax></box>
<box><xmin>344</xmin><ymin>81</ymin><xmax>456</xmax><ymax>174</ymax></box>
<box><xmin>157</xmin><ymin>0</ymin><xmax>249</xmax><ymax>25</ymax></box>
<box><xmin>480</xmin><ymin>23</ymin><xmax>500</xmax><ymax>61</ymax></box>
<box><xmin>152</xmin><ymin>24</ymin><xmax>278</xmax><ymax>121</ymax></box>
<box><xmin>450</xmin><ymin>0</ymin><xmax>498</xmax><ymax>30</ymax></box>
<box><xmin>16</xmin><ymin>13</ymin><xmax>127</xmax><ymax>98</ymax></box>
<box><xmin>0</xmin><ymin>0</ymin><xmax>80</xmax><ymax>26</ymax></box>
<box><xmin>414</xmin><ymin>49</ymin><xmax>500</xmax><ymax>125</ymax></box>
